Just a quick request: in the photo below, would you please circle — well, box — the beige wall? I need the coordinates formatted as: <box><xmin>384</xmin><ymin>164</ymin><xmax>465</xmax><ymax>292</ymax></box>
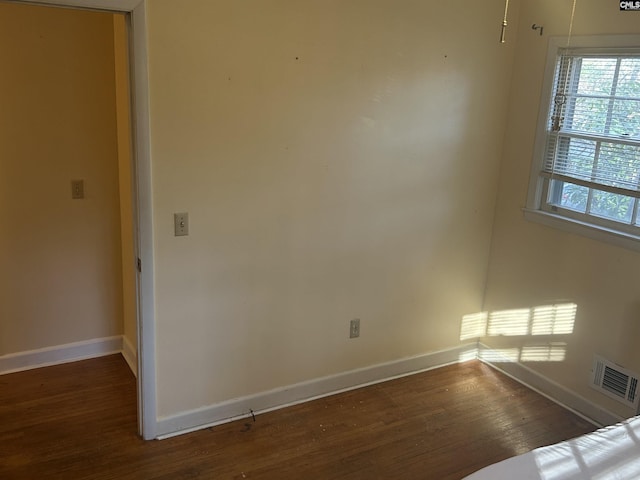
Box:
<box><xmin>147</xmin><ymin>0</ymin><xmax>517</xmax><ymax>417</ymax></box>
<box><xmin>0</xmin><ymin>3</ymin><xmax>123</xmax><ymax>354</ymax></box>
<box><xmin>484</xmin><ymin>0</ymin><xmax>640</xmax><ymax>418</ymax></box>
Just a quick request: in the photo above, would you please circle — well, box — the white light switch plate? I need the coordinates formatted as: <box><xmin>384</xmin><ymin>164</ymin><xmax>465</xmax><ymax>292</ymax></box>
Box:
<box><xmin>71</xmin><ymin>180</ymin><xmax>84</xmax><ymax>199</ymax></box>
<box><xmin>174</xmin><ymin>213</ymin><xmax>189</xmax><ymax>236</ymax></box>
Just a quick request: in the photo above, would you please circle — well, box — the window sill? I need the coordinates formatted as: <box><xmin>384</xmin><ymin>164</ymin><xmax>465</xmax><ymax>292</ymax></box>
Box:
<box><xmin>522</xmin><ymin>208</ymin><xmax>640</xmax><ymax>254</ymax></box>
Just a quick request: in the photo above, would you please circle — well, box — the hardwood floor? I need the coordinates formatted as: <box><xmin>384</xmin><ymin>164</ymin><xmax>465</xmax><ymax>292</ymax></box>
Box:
<box><xmin>0</xmin><ymin>355</ymin><xmax>594</xmax><ymax>479</ymax></box>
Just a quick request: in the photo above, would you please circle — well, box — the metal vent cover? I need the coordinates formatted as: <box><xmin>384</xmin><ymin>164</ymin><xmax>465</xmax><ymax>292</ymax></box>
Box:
<box><xmin>590</xmin><ymin>355</ymin><xmax>640</xmax><ymax>409</ymax></box>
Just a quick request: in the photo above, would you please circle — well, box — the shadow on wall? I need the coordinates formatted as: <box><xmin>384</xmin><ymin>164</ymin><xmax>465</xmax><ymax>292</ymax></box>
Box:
<box><xmin>460</xmin><ymin>303</ymin><xmax>578</xmax><ymax>363</ymax></box>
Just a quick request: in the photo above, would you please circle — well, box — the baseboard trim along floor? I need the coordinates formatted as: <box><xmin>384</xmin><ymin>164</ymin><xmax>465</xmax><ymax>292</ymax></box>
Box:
<box><xmin>478</xmin><ymin>343</ymin><xmax>621</xmax><ymax>428</ymax></box>
<box><xmin>156</xmin><ymin>343</ymin><xmax>478</xmax><ymax>439</ymax></box>
<box><xmin>122</xmin><ymin>336</ymin><xmax>138</xmax><ymax>377</ymax></box>
<box><xmin>2</xmin><ymin>337</ymin><xmax>623</xmax><ymax>439</ymax></box>
<box><xmin>0</xmin><ymin>336</ymin><xmax>133</xmax><ymax>376</ymax></box>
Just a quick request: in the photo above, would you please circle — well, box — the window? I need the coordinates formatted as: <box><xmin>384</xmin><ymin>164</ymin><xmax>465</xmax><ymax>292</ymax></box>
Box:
<box><xmin>526</xmin><ymin>36</ymin><xmax>640</xmax><ymax>249</ymax></box>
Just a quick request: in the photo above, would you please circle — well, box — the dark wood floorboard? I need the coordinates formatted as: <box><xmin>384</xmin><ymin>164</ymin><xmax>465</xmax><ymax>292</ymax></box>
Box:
<box><xmin>0</xmin><ymin>355</ymin><xmax>594</xmax><ymax>479</ymax></box>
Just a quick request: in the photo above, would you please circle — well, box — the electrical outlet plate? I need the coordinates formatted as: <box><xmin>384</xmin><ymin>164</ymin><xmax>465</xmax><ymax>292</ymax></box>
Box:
<box><xmin>350</xmin><ymin>318</ymin><xmax>360</xmax><ymax>338</ymax></box>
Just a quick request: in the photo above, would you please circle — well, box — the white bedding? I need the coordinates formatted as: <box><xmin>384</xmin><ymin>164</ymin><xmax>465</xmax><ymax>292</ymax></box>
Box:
<box><xmin>463</xmin><ymin>416</ymin><xmax>640</xmax><ymax>480</ymax></box>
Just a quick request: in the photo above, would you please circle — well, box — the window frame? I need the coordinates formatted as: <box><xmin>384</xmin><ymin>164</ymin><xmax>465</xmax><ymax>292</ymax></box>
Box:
<box><xmin>525</xmin><ymin>35</ymin><xmax>640</xmax><ymax>252</ymax></box>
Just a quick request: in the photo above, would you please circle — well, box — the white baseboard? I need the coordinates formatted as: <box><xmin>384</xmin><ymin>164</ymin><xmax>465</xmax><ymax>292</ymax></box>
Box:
<box><xmin>156</xmin><ymin>343</ymin><xmax>478</xmax><ymax>439</ymax></box>
<box><xmin>0</xmin><ymin>336</ymin><xmax>123</xmax><ymax>375</ymax></box>
<box><xmin>3</xmin><ymin>337</ymin><xmax>622</xmax><ymax>437</ymax></box>
<box><xmin>478</xmin><ymin>343</ymin><xmax>621</xmax><ymax>428</ymax></box>
<box><xmin>122</xmin><ymin>335</ymin><xmax>138</xmax><ymax>377</ymax></box>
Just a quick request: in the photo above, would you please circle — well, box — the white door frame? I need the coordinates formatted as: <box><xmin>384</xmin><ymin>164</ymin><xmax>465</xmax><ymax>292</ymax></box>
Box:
<box><xmin>17</xmin><ymin>0</ymin><xmax>157</xmax><ymax>440</ymax></box>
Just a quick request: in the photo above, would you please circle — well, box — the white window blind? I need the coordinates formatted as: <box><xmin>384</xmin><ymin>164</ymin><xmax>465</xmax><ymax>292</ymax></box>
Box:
<box><xmin>542</xmin><ymin>50</ymin><xmax>640</xmax><ymax>227</ymax></box>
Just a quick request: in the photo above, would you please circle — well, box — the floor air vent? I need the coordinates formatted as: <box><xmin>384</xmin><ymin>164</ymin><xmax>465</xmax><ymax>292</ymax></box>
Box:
<box><xmin>590</xmin><ymin>355</ymin><xmax>640</xmax><ymax>409</ymax></box>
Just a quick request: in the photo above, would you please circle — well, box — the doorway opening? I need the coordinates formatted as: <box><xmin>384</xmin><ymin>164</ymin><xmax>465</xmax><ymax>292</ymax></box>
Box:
<box><xmin>0</xmin><ymin>0</ymin><xmax>155</xmax><ymax>439</ymax></box>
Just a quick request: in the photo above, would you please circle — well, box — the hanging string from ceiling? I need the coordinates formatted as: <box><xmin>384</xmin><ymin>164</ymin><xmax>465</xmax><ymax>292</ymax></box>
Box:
<box><xmin>500</xmin><ymin>0</ymin><xmax>510</xmax><ymax>43</ymax></box>
<box><xmin>501</xmin><ymin>0</ymin><xmax>576</xmax><ymax>44</ymax></box>
<box><xmin>565</xmin><ymin>0</ymin><xmax>578</xmax><ymax>47</ymax></box>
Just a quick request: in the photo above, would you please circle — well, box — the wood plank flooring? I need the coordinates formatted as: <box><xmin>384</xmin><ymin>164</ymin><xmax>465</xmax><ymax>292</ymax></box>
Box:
<box><xmin>0</xmin><ymin>355</ymin><xmax>594</xmax><ymax>479</ymax></box>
